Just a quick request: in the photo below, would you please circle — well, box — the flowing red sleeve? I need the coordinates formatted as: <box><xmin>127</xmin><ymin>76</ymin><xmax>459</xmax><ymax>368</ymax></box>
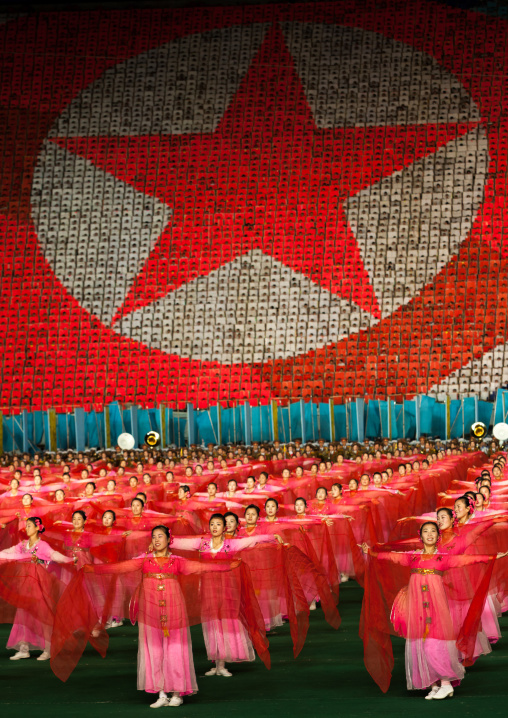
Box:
<box><xmin>0</xmin><ymin>560</ymin><xmax>63</xmax><ymax>630</ymax></box>
<box><xmin>359</xmin><ymin>554</ymin><xmax>411</xmax><ymax>692</ymax></box>
<box><xmin>50</xmin><ymin>558</ymin><xmax>145</xmax><ymax>681</ymax></box>
<box><xmin>236</xmin><ymin>542</ymin><xmax>340</xmax><ymax>658</ymax></box>
<box><xmin>0</xmin><ymin>517</ymin><xmax>19</xmax><ymax>550</ymax></box>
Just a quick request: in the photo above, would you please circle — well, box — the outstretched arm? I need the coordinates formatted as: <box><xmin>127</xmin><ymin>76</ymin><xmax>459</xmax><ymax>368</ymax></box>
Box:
<box><xmin>361</xmin><ymin>543</ymin><xmax>413</xmax><ymax>566</ymax></box>
<box><xmin>49</xmin><ymin>549</ymin><xmax>75</xmax><ymax>564</ymax></box>
<box><xmin>178</xmin><ymin>555</ymin><xmax>241</xmax><ymax>575</ymax></box>
<box><xmin>0</xmin><ymin>545</ymin><xmax>20</xmax><ymax>560</ymax></box>
<box><xmin>171</xmin><ymin>536</ymin><xmax>202</xmax><ymax>550</ymax></box>
<box><xmin>232</xmin><ymin>535</ymin><xmax>278</xmax><ymax>550</ymax></box>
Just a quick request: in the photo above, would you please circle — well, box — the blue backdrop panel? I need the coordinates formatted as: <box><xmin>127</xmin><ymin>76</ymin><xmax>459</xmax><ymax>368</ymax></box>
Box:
<box><xmin>277</xmin><ymin>405</ymin><xmax>290</xmax><ymax>443</ymax></box>
<box><xmin>432</xmin><ymin>402</ymin><xmax>446</xmax><ymax>438</ymax></box>
<box><xmin>420</xmin><ymin>396</ymin><xmax>436</xmax><ymax>435</ymax></box>
<box><xmin>403</xmin><ymin>400</ymin><xmax>417</xmax><ymax>439</ymax></box>
<box><xmin>290</xmin><ymin>402</ymin><xmax>303</xmax><ymax>441</ymax></box>
<box><xmin>478</xmin><ymin>401</ymin><xmax>493</xmax><ymax>427</ymax></box>
<box><xmin>449</xmin><ymin>399</ymin><xmax>463</xmax><ymax>439</ymax></box>
<box><xmin>108</xmin><ymin>403</ymin><xmax>124</xmax><ymax>445</ymax></box>
<box><xmin>56</xmin><ymin>414</ymin><xmax>76</xmax><ymax>450</ymax></box>
<box><xmin>221</xmin><ymin>407</ymin><xmax>243</xmax><ymax>444</ymax></box>
<box><xmin>173</xmin><ymin>416</ymin><xmax>187</xmax><ymax>447</ymax></box>
<box><xmin>85</xmin><ymin>411</ymin><xmax>102</xmax><ymax>448</ymax></box>
<box><xmin>365</xmin><ymin>401</ymin><xmax>381</xmax><ymax>439</ymax></box>
<box><xmin>2</xmin><ymin>416</ymin><xmax>16</xmax><ymax>452</ymax></box>
<box><xmin>166</xmin><ymin>408</ymin><xmax>174</xmax><ymax>445</ymax></box>
<box><xmin>196</xmin><ymin>410</ymin><xmax>218</xmax><ymax>446</ymax></box>
<box><xmin>252</xmin><ymin>405</ymin><xmax>272</xmax><ymax>442</ymax></box>
<box><xmin>304</xmin><ymin>402</ymin><xmax>319</xmax><ymax>442</ymax></box>
<box><xmin>393</xmin><ymin>403</ymin><xmax>404</xmax><ymax>438</ymax></box>
<box><xmin>494</xmin><ymin>389</ymin><xmax>508</xmax><ymax>424</ymax></box>
<box><xmin>333</xmin><ymin>404</ymin><xmax>347</xmax><ymax>440</ymax></box>
<box><xmin>318</xmin><ymin>403</ymin><xmax>331</xmax><ymax>441</ymax></box>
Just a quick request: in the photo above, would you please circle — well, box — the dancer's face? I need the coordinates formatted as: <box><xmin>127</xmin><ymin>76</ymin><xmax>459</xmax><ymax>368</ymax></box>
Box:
<box><xmin>131</xmin><ymin>500</ymin><xmax>143</xmax><ymax>517</ymax></box>
<box><xmin>295</xmin><ymin>500</ymin><xmax>306</xmax><ymax>515</ymax></box>
<box><xmin>244</xmin><ymin>509</ymin><xmax>258</xmax><ymax>526</ymax></box>
<box><xmin>209</xmin><ymin>518</ymin><xmax>224</xmax><ymax>537</ymax></box>
<box><xmin>316</xmin><ymin>488</ymin><xmax>327</xmax><ymax>501</ymax></box>
<box><xmin>102</xmin><ymin>512</ymin><xmax>115</xmax><ymax>528</ymax></box>
<box><xmin>420</xmin><ymin>524</ymin><xmax>438</xmax><ymax>547</ymax></box>
<box><xmin>265</xmin><ymin>501</ymin><xmax>277</xmax><ymax>518</ymax></box>
<box><xmin>225</xmin><ymin>515</ymin><xmax>238</xmax><ymax>533</ymax></box>
<box><xmin>26</xmin><ymin>520</ymin><xmax>39</xmax><ymax>539</ymax></box>
<box><xmin>152</xmin><ymin>529</ymin><xmax>169</xmax><ymax>553</ymax></box>
<box><xmin>454</xmin><ymin>500</ymin><xmax>468</xmax><ymax>521</ymax></box>
<box><xmin>437</xmin><ymin>510</ymin><xmax>453</xmax><ymax>530</ymax></box>
<box><xmin>72</xmin><ymin>514</ymin><xmax>85</xmax><ymax>530</ymax></box>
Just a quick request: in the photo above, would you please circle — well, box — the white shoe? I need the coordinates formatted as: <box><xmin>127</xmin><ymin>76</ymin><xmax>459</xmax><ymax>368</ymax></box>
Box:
<box><xmin>109</xmin><ymin>619</ymin><xmax>123</xmax><ymax>628</ymax></box>
<box><xmin>37</xmin><ymin>651</ymin><xmax>50</xmax><ymax>661</ymax></box>
<box><xmin>150</xmin><ymin>696</ymin><xmax>169</xmax><ymax>708</ymax></box>
<box><xmin>433</xmin><ymin>685</ymin><xmax>454</xmax><ymax>700</ymax></box>
<box><xmin>10</xmin><ymin>651</ymin><xmax>30</xmax><ymax>661</ymax></box>
<box><xmin>340</xmin><ymin>573</ymin><xmax>350</xmax><ymax>583</ymax></box>
<box><xmin>205</xmin><ymin>666</ymin><xmax>217</xmax><ymax>676</ymax></box>
<box><xmin>216</xmin><ymin>667</ymin><xmax>233</xmax><ymax>677</ymax></box>
<box><xmin>309</xmin><ymin>600</ymin><xmax>317</xmax><ymax>611</ymax></box>
<box><xmin>425</xmin><ymin>686</ymin><xmax>439</xmax><ymax>700</ymax></box>
<box><xmin>168</xmin><ymin>695</ymin><xmax>183</xmax><ymax>707</ymax></box>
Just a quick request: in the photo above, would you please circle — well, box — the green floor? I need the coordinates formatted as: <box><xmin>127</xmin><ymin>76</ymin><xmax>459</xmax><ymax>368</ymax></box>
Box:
<box><xmin>2</xmin><ymin>583</ymin><xmax>508</xmax><ymax>717</ymax></box>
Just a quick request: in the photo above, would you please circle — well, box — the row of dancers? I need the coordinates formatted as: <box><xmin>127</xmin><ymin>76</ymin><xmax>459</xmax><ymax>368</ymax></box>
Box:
<box><xmin>1</xmin><ymin>443</ymin><xmax>508</xmax><ymax>706</ymax></box>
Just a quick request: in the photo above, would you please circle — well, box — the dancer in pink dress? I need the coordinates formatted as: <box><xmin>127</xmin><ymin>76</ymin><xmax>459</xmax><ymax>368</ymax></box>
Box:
<box><xmin>137</xmin><ymin>526</ymin><xmax>239</xmax><ymax>707</ymax></box>
<box><xmin>50</xmin><ymin>525</ymin><xmax>268</xmax><ymax>708</ymax></box>
<box><xmin>0</xmin><ymin>517</ymin><xmax>74</xmax><ymax>661</ymax></box>
<box><xmin>361</xmin><ymin>521</ymin><xmax>508</xmax><ymax>698</ymax></box>
<box><xmin>171</xmin><ymin>513</ymin><xmax>280</xmax><ymax>676</ymax></box>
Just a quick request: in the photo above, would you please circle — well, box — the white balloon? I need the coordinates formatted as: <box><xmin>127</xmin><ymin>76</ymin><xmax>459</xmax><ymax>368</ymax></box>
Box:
<box><xmin>118</xmin><ymin>432</ymin><xmax>135</xmax><ymax>450</ymax></box>
<box><xmin>493</xmin><ymin>423</ymin><xmax>508</xmax><ymax>441</ymax></box>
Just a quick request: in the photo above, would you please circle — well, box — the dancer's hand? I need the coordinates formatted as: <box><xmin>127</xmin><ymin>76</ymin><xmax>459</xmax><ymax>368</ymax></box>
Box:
<box><xmin>361</xmin><ymin>542</ymin><xmax>370</xmax><ymax>554</ymax></box>
<box><xmin>274</xmin><ymin>534</ymin><xmax>284</xmax><ymax>544</ymax></box>
<box><xmin>123</xmin><ymin>531</ymin><xmax>132</xmax><ymax>537</ymax></box>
